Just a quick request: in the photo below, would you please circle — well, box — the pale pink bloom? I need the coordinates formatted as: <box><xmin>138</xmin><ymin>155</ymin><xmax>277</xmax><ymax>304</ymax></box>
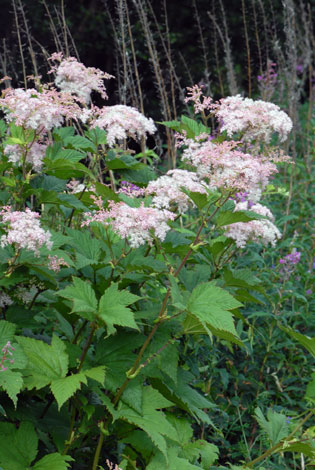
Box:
<box><xmin>0</xmin><ymin>291</ymin><xmax>13</xmax><ymax>308</ymax></box>
<box><xmin>0</xmin><ymin>207</ymin><xmax>53</xmax><ymax>256</ymax></box>
<box><xmin>224</xmin><ymin>201</ymin><xmax>281</xmax><ymax>248</ymax></box>
<box><xmin>0</xmin><ymin>87</ymin><xmax>81</xmax><ymax>132</ymax></box>
<box><xmin>185</xmin><ymin>84</ymin><xmax>213</xmax><ymax>114</ymax></box>
<box><xmin>106</xmin><ymin>460</ymin><xmax>123</xmax><ymax>470</ymax></box>
<box><xmin>146</xmin><ymin>169</ymin><xmax>208</xmax><ymax>213</ymax></box>
<box><xmin>83</xmin><ymin>200</ymin><xmax>175</xmax><ymax>248</ymax></box>
<box><xmin>215</xmin><ymin>95</ymin><xmax>292</xmax><ymax>143</ymax></box>
<box><xmin>4</xmin><ymin>142</ymin><xmax>47</xmax><ymax>172</ymax></box>
<box><xmin>48</xmin><ymin>255</ymin><xmax>69</xmax><ymax>272</ymax></box>
<box><xmin>181</xmin><ymin>140</ymin><xmax>277</xmax><ymax>201</ymax></box>
<box><xmin>49</xmin><ymin>54</ymin><xmax>113</xmax><ymax>104</ymax></box>
<box><xmin>91</xmin><ymin>105</ymin><xmax>156</xmax><ymax>147</ymax></box>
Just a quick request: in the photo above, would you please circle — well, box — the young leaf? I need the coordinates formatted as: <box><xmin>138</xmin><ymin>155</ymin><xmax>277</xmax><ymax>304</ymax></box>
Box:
<box><xmin>58</xmin><ymin>277</ymin><xmax>97</xmax><ymax>320</ymax></box>
<box><xmin>98</xmin><ymin>283</ymin><xmax>140</xmax><ymax>334</ymax></box>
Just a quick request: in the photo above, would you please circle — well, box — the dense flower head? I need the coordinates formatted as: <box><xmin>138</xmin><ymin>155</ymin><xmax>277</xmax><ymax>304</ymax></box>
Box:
<box><xmin>48</xmin><ymin>255</ymin><xmax>69</xmax><ymax>272</ymax></box>
<box><xmin>82</xmin><ymin>200</ymin><xmax>175</xmax><ymax>248</ymax></box>
<box><xmin>4</xmin><ymin>142</ymin><xmax>47</xmax><ymax>172</ymax></box>
<box><xmin>49</xmin><ymin>53</ymin><xmax>114</xmax><ymax>104</ymax></box>
<box><xmin>0</xmin><ymin>206</ymin><xmax>52</xmax><ymax>256</ymax></box>
<box><xmin>91</xmin><ymin>105</ymin><xmax>156</xmax><ymax>147</ymax></box>
<box><xmin>146</xmin><ymin>169</ymin><xmax>208</xmax><ymax>213</ymax></box>
<box><xmin>224</xmin><ymin>201</ymin><xmax>281</xmax><ymax>248</ymax></box>
<box><xmin>0</xmin><ymin>291</ymin><xmax>13</xmax><ymax>308</ymax></box>
<box><xmin>0</xmin><ymin>87</ymin><xmax>81</xmax><ymax>132</ymax></box>
<box><xmin>214</xmin><ymin>95</ymin><xmax>292</xmax><ymax>143</ymax></box>
<box><xmin>181</xmin><ymin>140</ymin><xmax>277</xmax><ymax>201</ymax></box>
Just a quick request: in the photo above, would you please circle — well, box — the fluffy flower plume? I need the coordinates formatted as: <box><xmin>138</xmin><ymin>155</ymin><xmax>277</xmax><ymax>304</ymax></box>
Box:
<box><xmin>215</xmin><ymin>95</ymin><xmax>292</xmax><ymax>143</ymax></box>
<box><xmin>48</xmin><ymin>255</ymin><xmax>69</xmax><ymax>272</ymax></box>
<box><xmin>49</xmin><ymin>53</ymin><xmax>113</xmax><ymax>104</ymax></box>
<box><xmin>83</xmin><ymin>200</ymin><xmax>175</xmax><ymax>248</ymax></box>
<box><xmin>224</xmin><ymin>201</ymin><xmax>281</xmax><ymax>248</ymax></box>
<box><xmin>0</xmin><ymin>291</ymin><xmax>13</xmax><ymax>308</ymax></box>
<box><xmin>91</xmin><ymin>105</ymin><xmax>156</xmax><ymax>147</ymax></box>
<box><xmin>0</xmin><ymin>87</ymin><xmax>81</xmax><ymax>132</ymax></box>
<box><xmin>0</xmin><ymin>207</ymin><xmax>52</xmax><ymax>256</ymax></box>
<box><xmin>146</xmin><ymin>169</ymin><xmax>208</xmax><ymax>213</ymax></box>
<box><xmin>4</xmin><ymin>142</ymin><xmax>47</xmax><ymax>172</ymax></box>
<box><xmin>182</xmin><ymin>140</ymin><xmax>277</xmax><ymax>201</ymax></box>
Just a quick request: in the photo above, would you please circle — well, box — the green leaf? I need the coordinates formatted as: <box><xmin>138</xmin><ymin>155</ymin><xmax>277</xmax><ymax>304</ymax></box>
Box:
<box><xmin>187</xmin><ymin>282</ymin><xmax>242</xmax><ymax>344</ymax></box>
<box><xmin>0</xmin><ymin>421</ymin><xmax>38</xmax><ymax>470</ymax></box>
<box><xmin>64</xmin><ymin>135</ymin><xmax>96</xmax><ymax>152</ymax></box>
<box><xmin>98</xmin><ymin>283</ymin><xmax>140</xmax><ymax>334</ymax></box>
<box><xmin>17</xmin><ymin>335</ymin><xmax>68</xmax><ymax>390</ymax></box>
<box><xmin>83</xmin><ymin>365</ymin><xmax>106</xmax><ymax>385</ymax></box>
<box><xmin>157</xmin><ymin>120</ymin><xmax>181</xmax><ymax>132</ymax></box>
<box><xmin>118</xmin><ymin>386</ymin><xmax>178</xmax><ymax>457</ymax></box>
<box><xmin>281</xmin><ymin>442</ymin><xmax>315</xmax><ymax>458</ymax></box>
<box><xmin>58</xmin><ymin>277</ymin><xmax>97</xmax><ymax>320</ymax></box>
<box><xmin>0</xmin><ymin>370</ymin><xmax>23</xmax><ymax>407</ymax></box>
<box><xmin>0</xmin><ymin>320</ymin><xmax>16</xmax><ymax>346</ymax></box>
<box><xmin>148</xmin><ymin>446</ymin><xmax>201</xmax><ymax>470</ymax></box>
<box><xmin>33</xmin><ymin>453</ymin><xmax>73</xmax><ymax>470</ymax></box>
<box><xmin>280</xmin><ymin>326</ymin><xmax>315</xmax><ymax>357</ymax></box>
<box><xmin>305</xmin><ymin>373</ymin><xmax>315</xmax><ymax>401</ymax></box>
<box><xmin>183</xmin><ymin>440</ymin><xmax>219</xmax><ymax>467</ymax></box>
<box><xmin>216</xmin><ymin>210</ymin><xmax>267</xmax><ymax>227</ymax></box>
<box><xmin>255</xmin><ymin>407</ymin><xmax>289</xmax><ymax>445</ymax></box>
<box><xmin>51</xmin><ymin>373</ymin><xmax>87</xmax><ymax>410</ymax></box>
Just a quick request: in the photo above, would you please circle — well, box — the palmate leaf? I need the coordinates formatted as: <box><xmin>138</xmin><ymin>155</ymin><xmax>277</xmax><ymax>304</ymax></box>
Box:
<box><xmin>51</xmin><ymin>373</ymin><xmax>87</xmax><ymax>410</ymax></box>
<box><xmin>186</xmin><ymin>282</ymin><xmax>243</xmax><ymax>345</ymax></box>
<box><xmin>58</xmin><ymin>277</ymin><xmax>98</xmax><ymax>320</ymax></box>
<box><xmin>98</xmin><ymin>283</ymin><xmax>140</xmax><ymax>334</ymax></box>
<box><xmin>255</xmin><ymin>407</ymin><xmax>289</xmax><ymax>445</ymax></box>
<box><xmin>0</xmin><ymin>421</ymin><xmax>38</xmax><ymax>470</ymax></box>
<box><xmin>17</xmin><ymin>335</ymin><xmax>68</xmax><ymax>390</ymax></box>
<box><xmin>117</xmin><ymin>386</ymin><xmax>178</xmax><ymax>458</ymax></box>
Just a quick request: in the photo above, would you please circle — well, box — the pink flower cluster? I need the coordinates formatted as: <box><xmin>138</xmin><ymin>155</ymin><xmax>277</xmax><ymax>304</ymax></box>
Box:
<box><xmin>279</xmin><ymin>249</ymin><xmax>301</xmax><ymax>266</ymax></box>
<box><xmin>83</xmin><ymin>200</ymin><xmax>175</xmax><ymax>248</ymax></box>
<box><xmin>185</xmin><ymin>84</ymin><xmax>213</xmax><ymax>114</ymax></box>
<box><xmin>0</xmin><ymin>341</ymin><xmax>14</xmax><ymax>372</ymax></box>
<box><xmin>146</xmin><ymin>169</ymin><xmax>208</xmax><ymax>213</ymax></box>
<box><xmin>215</xmin><ymin>95</ymin><xmax>292</xmax><ymax>143</ymax></box>
<box><xmin>49</xmin><ymin>54</ymin><xmax>113</xmax><ymax>104</ymax></box>
<box><xmin>4</xmin><ymin>142</ymin><xmax>47</xmax><ymax>172</ymax></box>
<box><xmin>91</xmin><ymin>105</ymin><xmax>156</xmax><ymax>147</ymax></box>
<box><xmin>0</xmin><ymin>207</ymin><xmax>53</xmax><ymax>256</ymax></box>
<box><xmin>0</xmin><ymin>87</ymin><xmax>81</xmax><ymax>132</ymax></box>
<box><xmin>224</xmin><ymin>201</ymin><xmax>281</xmax><ymax>248</ymax></box>
<box><xmin>181</xmin><ymin>140</ymin><xmax>277</xmax><ymax>201</ymax></box>
<box><xmin>118</xmin><ymin>181</ymin><xmax>145</xmax><ymax>198</ymax></box>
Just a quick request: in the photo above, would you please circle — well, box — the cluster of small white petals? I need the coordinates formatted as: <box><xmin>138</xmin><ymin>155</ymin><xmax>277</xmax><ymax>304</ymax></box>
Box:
<box><xmin>91</xmin><ymin>105</ymin><xmax>156</xmax><ymax>147</ymax></box>
<box><xmin>146</xmin><ymin>169</ymin><xmax>208</xmax><ymax>213</ymax></box>
<box><xmin>16</xmin><ymin>285</ymin><xmax>38</xmax><ymax>304</ymax></box>
<box><xmin>48</xmin><ymin>255</ymin><xmax>69</xmax><ymax>272</ymax></box>
<box><xmin>4</xmin><ymin>142</ymin><xmax>47</xmax><ymax>172</ymax></box>
<box><xmin>184</xmin><ymin>84</ymin><xmax>213</xmax><ymax>114</ymax></box>
<box><xmin>0</xmin><ymin>207</ymin><xmax>53</xmax><ymax>256</ymax></box>
<box><xmin>224</xmin><ymin>201</ymin><xmax>281</xmax><ymax>248</ymax></box>
<box><xmin>0</xmin><ymin>87</ymin><xmax>81</xmax><ymax>132</ymax></box>
<box><xmin>66</xmin><ymin>180</ymin><xmax>86</xmax><ymax>194</ymax></box>
<box><xmin>181</xmin><ymin>140</ymin><xmax>277</xmax><ymax>200</ymax></box>
<box><xmin>82</xmin><ymin>200</ymin><xmax>175</xmax><ymax>248</ymax></box>
<box><xmin>0</xmin><ymin>291</ymin><xmax>13</xmax><ymax>308</ymax></box>
<box><xmin>215</xmin><ymin>95</ymin><xmax>292</xmax><ymax>143</ymax></box>
<box><xmin>49</xmin><ymin>54</ymin><xmax>114</xmax><ymax>104</ymax></box>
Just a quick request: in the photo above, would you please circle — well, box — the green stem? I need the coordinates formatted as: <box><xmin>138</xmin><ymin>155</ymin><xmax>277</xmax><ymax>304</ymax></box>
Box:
<box><xmin>92</xmin><ymin>431</ymin><xmax>104</xmax><ymax>470</ymax></box>
<box><xmin>78</xmin><ymin>322</ymin><xmax>96</xmax><ymax>373</ymax></box>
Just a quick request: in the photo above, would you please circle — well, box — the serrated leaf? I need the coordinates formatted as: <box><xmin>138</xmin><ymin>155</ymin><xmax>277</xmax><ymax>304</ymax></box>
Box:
<box><xmin>0</xmin><ymin>370</ymin><xmax>23</xmax><ymax>407</ymax></box>
<box><xmin>182</xmin><ymin>189</ymin><xmax>208</xmax><ymax>209</ymax></box>
<box><xmin>0</xmin><ymin>320</ymin><xmax>16</xmax><ymax>346</ymax></box>
<box><xmin>216</xmin><ymin>210</ymin><xmax>267</xmax><ymax>227</ymax></box>
<box><xmin>64</xmin><ymin>135</ymin><xmax>96</xmax><ymax>152</ymax></box>
<box><xmin>32</xmin><ymin>453</ymin><xmax>73</xmax><ymax>470</ymax></box>
<box><xmin>187</xmin><ymin>283</ymin><xmax>242</xmax><ymax>344</ymax></box>
<box><xmin>183</xmin><ymin>440</ymin><xmax>219</xmax><ymax>467</ymax></box>
<box><xmin>58</xmin><ymin>277</ymin><xmax>97</xmax><ymax>320</ymax></box>
<box><xmin>17</xmin><ymin>335</ymin><xmax>68</xmax><ymax>390</ymax></box>
<box><xmin>255</xmin><ymin>407</ymin><xmax>289</xmax><ymax>445</ymax></box>
<box><xmin>0</xmin><ymin>421</ymin><xmax>38</xmax><ymax>469</ymax></box>
<box><xmin>98</xmin><ymin>283</ymin><xmax>140</xmax><ymax>333</ymax></box>
<box><xmin>281</xmin><ymin>442</ymin><xmax>315</xmax><ymax>458</ymax></box>
<box><xmin>51</xmin><ymin>373</ymin><xmax>87</xmax><ymax>410</ymax></box>
<box><xmin>306</xmin><ymin>373</ymin><xmax>315</xmax><ymax>401</ymax></box>
<box><xmin>84</xmin><ymin>365</ymin><xmax>106</xmax><ymax>385</ymax></box>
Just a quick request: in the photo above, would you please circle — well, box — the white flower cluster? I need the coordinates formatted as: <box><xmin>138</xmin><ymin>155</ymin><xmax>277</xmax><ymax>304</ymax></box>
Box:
<box><xmin>146</xmin><ymin>169</ymin><xmax>208</xmax><ymax>213</ymax></box>
<box><xmin>224</xmin><ymin>201</ymin><xmax>281</xmax><ymax>248</ymax></box>
<box><xmin>91</xmin><ymin>105</ymin><xmax>157</xmax><ymax>147</ymax></box>
<box><xmin>216</xmin><ymin>95</ymin><xmax>293</xmax><ymax>143</ymax></box>
<box><xmin>4</xmin><ymin>143</ymin><xmax>47</xmax><ymax>172</ymax></box>
<box><xmin>0</xmin><ymin>291</ymin><xmax>13</xmax><ymax>308</ymax></box>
